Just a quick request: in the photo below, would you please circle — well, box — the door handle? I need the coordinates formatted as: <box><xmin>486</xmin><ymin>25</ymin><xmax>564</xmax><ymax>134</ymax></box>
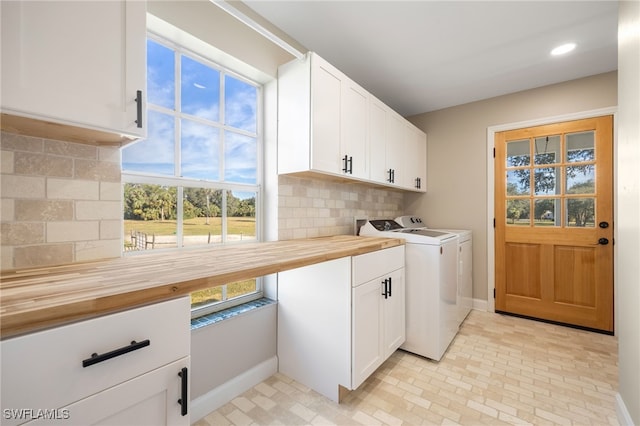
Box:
<box><xmin>599</xmin><ymin>221</ymin><xmax>609</xmax><ymax>229</ymax></box>
<box><xmin>178</xmin><ymin>367</ymin><xmax>188</xmax><ymax>416</ymax></box>
<box><xmin>598</xmin><ymin>238</ymin><xmax>609</xmax><ymax>245</ymax></box>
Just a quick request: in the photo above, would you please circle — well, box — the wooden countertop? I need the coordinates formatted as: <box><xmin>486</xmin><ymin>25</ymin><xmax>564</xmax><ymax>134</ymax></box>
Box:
<box><xmin>0</xmin><ymin>236</ymin><xmax>403</xmax><ymax>339</ymax></box>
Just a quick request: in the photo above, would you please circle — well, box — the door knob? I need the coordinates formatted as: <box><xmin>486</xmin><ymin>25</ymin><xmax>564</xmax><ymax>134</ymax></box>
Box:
<box><xmin>599</xmin><ymin>222</ymin><xmax>609</xmax><ymax>229</ymax></box>
<box><xmin>598</xmin><ymin>238</ymin><xmax>609</xmax><ymax>245</ymax></box>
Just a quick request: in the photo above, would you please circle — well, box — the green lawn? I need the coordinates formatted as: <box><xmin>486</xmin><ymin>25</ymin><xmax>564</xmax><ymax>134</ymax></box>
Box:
<box><xmin>124</xmin><ymin>216</ymin><xmax>256</xmax><ymax>236</ymax></box>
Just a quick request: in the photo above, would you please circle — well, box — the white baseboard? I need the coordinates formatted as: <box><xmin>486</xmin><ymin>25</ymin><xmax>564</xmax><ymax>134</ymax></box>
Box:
<box><xmin>190</xmin><ymin>356</ymin><xmax>278</xmax><ymax>423</ymax></box>
<box><xmin>616</xmin><ymin>393</ymin><xmax>635</xmax><ymax>426</ymax></box>
<box><xmin>472</xmin><ymin>298</ymin><xmax>488</xmax><ymax>312</ymax></box>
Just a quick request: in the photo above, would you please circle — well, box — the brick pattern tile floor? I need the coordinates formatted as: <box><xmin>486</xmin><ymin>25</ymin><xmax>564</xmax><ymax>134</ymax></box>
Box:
<box><xmin>193</xmin><ymin>310</ymin><xmax>619</xmax><ymax>425</ymax></box>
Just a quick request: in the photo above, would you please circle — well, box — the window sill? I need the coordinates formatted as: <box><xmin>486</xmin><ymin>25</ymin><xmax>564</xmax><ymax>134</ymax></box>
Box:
<box><xmin>190</xmin><ymin>297</ymin><xmax>276</xmax><ymax>330</ymax></box>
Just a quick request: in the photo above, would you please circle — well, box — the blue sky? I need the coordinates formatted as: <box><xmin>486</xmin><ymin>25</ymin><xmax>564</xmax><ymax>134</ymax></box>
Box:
<box><xmin>122</xmin><ymin>39</ymin><xmax>257</xmax><ymax>185</ymax></box>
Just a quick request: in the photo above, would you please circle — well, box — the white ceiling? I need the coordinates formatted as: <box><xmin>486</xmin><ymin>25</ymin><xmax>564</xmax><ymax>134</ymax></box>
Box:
<box><xmin>243</xmin><ymin>1</ymin><xmax>619</xmax><ymax>116</ymax></box>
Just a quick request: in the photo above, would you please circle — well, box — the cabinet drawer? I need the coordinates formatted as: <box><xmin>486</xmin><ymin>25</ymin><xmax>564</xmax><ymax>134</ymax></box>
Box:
<box><xmin>1</xmin><ymin>297</ymin><xmax>190</xmax><ymax>421</ymax></box>
<box><xmin>352</xmin><ymin>245</ymin><xmax>404</xmax><ymax>286</ymax></box>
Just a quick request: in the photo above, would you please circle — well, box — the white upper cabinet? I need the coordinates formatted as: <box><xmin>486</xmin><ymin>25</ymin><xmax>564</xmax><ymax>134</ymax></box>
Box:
<box><xmin>0</xmin><ymin>0</ymin><xmax>146</xmax><ymax>143</ymax></box>
<box><xmin>403</xmin><ymin>122</ymin><xmax>427</xmax><ymax>192</ymax></box>
<box><xmin>278</xmin><ymin>52</ymin><xmax>425</xmax><ymax>191</ymax></box>
<box><xmin>279</xmin><ymin>52</ymin><xmax>368</xmax><ymax>179</ymax></box>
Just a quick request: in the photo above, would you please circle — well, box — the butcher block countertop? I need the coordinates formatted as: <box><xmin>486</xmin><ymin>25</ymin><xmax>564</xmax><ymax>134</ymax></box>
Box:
<box><xmin>0</xmin><ymin>235</ymin><xmax>403</xmax><ymax>339</ymax></box>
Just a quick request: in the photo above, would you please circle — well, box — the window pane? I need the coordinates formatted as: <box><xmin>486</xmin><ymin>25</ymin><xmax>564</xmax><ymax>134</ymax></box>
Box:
<box><xmin>191</xmin><ymin>286</ymin><xmax>223</xmax><ymax>309</ymax></box>
<box><xmin>566</xmin><ymin>131</ymin><xmax>595</xmax><ymax>162</ymax></box>
<box><xmin>507</xmin><ymin>170</ymin><xmax>530</xmax><ymax>195</ymax></box>
<box><xmin>534</xmin><ymin>198</ymin><xmax>559</xmax><ymax>227</ymax></box>
<box><xmin>122</xmin><ymin>110</ymin><xmax>175</xmax><ymax>175</ymax></box>
<box><xmin>566</xmin><ymin>165</ymin><xmax>595</xmax><ymax>194</ymax></box>
<box><xmin>534</xmin><ymin>167</ymin><xmax>557</xmax><ymax>195</ymax></box>
<box><xmin>123</xmin><ymin>184</ymin><xmax>178</xmax><ymax>250</ymax></box>
<box><xmin>183</xmin><ymin>188</ymin><xmax>223</xmax><ymax>246</ymax></box>
<box><xmin>506</xmin><ymin>139</ymin><xmax>530</xmax><ymax>167</ymax></box>
<box><xmin>147</xmin><ymin>39</ymin><xmax>175</xmax><ymax>109</ymax></box>
<box><xmin>225</xmin><ymin>75</ymin><xmax>257</xmax><ymax>132</ymax></box>
<box><xmin>181</xmin><ymin>119</ymin><xmax>220</xmax><ymax>180</ymax></box>
<box><xmin>566</xmin><ymin>198</ymin><xmax>595</xmax><ymax>227</ymax></box>
<box><xmin>225</xmin><ymin>132</ymin><xmax>257</xmax><ymax>184</ymax></box>
<box><xmin>227</xmin><ymin>191</ymin><xmax>257</xmax><ymax>242</ymax></box>
<box><xmin>506</xmin><ymin>199</ymin><xmax>530</xmax><ymax>226</ymax></box>
<box><xmin>181</xmin><ymin>55</ymin><xmax>220</xmax><ymax>121</ymax></box>
<box><xmin>534</xmin><ymin>135</ymin><xmax>560</xmax><ymax>165</ymax></box>
<box><xmin>227</xmin><ymin>279</ymin><xmax>257</xmax><ymax>299</ymax></box>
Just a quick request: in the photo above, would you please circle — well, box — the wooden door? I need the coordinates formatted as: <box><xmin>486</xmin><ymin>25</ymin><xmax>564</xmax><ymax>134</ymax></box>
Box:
<box><xmin>494</xmin><ymin>116</ymin><xmax>614</xmax><ymax>333</ymax></box>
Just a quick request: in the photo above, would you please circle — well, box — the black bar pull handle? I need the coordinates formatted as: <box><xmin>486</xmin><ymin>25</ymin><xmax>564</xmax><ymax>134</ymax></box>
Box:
<box><xmin>178</xmin><ymin>367</ymin><xmax>188</xmax><ymax>416</ymax></box>
<box><xmin>381</xmin><ymin>278</ymin><xmax>388</xmax><ymax>299</ymax></box>
<box><xmin>135</xmin><ymin>90</ymin><xmax>143</xmax><ymax>128</ymax></box>
<box><xmin>82</xmin><ymin>339</ymin><xmax>150</xmax><ymax>368</ymax></box>
<box><xmin>342</xmin><ymin>155</ymin><xmax>349</xmax><ymax>173</ymax></box>
<box><xmin>348</xmin><ymin>156</ymin><xmax>353</xmax><ymax>174</ymax></box>
<box><xmin>388</xmin><ymin>276</ymin><xmax>392</xmax><ymax>297</ymax></box>
<box><xmin>415</xmin><ymin>177</ymin><xmax>421</xmax><ymax>189</ymax></box>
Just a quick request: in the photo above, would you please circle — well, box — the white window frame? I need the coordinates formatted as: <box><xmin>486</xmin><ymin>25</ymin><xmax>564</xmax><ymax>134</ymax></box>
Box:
<box><xmin>122</xmin><ymin>32</ymin><xmax>264</xmax><ymax>317</ymax></box>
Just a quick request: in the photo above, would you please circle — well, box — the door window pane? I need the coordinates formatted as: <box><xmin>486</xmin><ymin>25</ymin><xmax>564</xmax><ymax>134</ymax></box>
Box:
<box><xmin>506</xmin><ymin>139</ymin><xmax>530</xmax><ymax>167</ymax></box>
<box><xmin>534</xmin><ymin>167</ymin><xmax>558</xmax><ymax>195</ymax></box>
<box><xmin>566</xmin><ymin>198</ymin><xmax>595</xmax><ymax>227</ymax></box>
<box><xmin>566</xmin><ymin>165</ymin><xmax>595</xmax><ymax>194</ymax></box>
<box><xmin>181</xmin><ymin>55</ymin><xmax>220</xmax><ymax>121</ymax></box>
<box><xmin>507</xmin><ymin>170</ymin><xmax>530</xmax><ymax>195</ymax></box>
<box><xmin>566</xmin><ymin>131</ymin><xmax>595</xmax><ymax>162</ymax></box>
<box><xmin>534</xmin><ymin>135</ymin><xmax>560</xmax><ymax>165</ymax></box>
<box><xmin>147</xmin><ymin>39</ymin><xmax>175</xmax><ymax>109</ymax></box>
<box><xmin>181</xmin><ymin>119</ymin><xmax>220</xmax><ymax>180</ymax></box>
<box><xmin>534</xmin><ymin>198</ymin><xmax>559</xmax><ymax>227</ymax></box>
<box><xmin>122</xmin><ymin>110</ymin><xmax>175</xmax><ymax>175</ymax></box>
<box><xmin>506</xmin><ymin>199</ymin><xmax>530</xmax><ymax>226</ymax></box>
<box><xmin>225</xmin><ymin>75</ymin><xmax>257</xmax><ymax>133</ymax></box>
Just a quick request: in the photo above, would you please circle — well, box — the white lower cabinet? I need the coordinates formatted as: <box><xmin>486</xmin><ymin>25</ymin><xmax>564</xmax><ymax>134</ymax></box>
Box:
<box><xmin>277</xmin><ymin>246</ymin><xmax>405</xmax><ymax>402</ymax></box>
<box><xmin>1</xmin><ymin>297</ymin><xmax>191</xmax><ymax>426</ymax></box>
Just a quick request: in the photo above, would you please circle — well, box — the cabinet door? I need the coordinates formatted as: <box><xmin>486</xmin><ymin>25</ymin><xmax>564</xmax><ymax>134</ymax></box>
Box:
<box><xmin>386</xmin><ymin>111</ymin><xmax>405</xmax><ymax>186</ymax></box>
<box><xmin>27</xmin><ymin>359</ymin><xmax>190</xmax><ymax>426</ymax></box>
<box><xmin>341</xmin><ymin>81</ymin><xmax>368</xmax><ymax>178</ymax></box>
<box><xmin>369</xmin><ymin>98</ymin><xmax>388</xmax><ymax>183</ymax></box>
<box><xmin>403</xmin><ymin>124</ymin><xmax>427</xmax><ymax>191</ymax></box>
<box><xmin>383</xmin><ymin>268</ymin><xmax>406</xmax><ymax>358</ymax></box>
<box><xmin>311</xmin><ymin>56</ymin><xmax>342</xmax><ymax>174</ymax></box>
<box><xmin>0</xmin><ymin>0</ymin><xmax>146</xmax><ymax>138</ymax></box>
<box><xmin>352</xmin><ymin>278</ymin><xmax>384</xmax><ymax>389</ymax></box>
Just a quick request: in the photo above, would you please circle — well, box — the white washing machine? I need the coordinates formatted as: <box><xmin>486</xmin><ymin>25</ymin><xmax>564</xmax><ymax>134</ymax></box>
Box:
<box><xmin>396</xmin><ymin>216</ymin><xmax>473</xmax><ymax>325</ymax></box>
<box><xmin>359</xmin><ymin>219</ymin><xmax>459</xmax><ymax>361</ymax></box>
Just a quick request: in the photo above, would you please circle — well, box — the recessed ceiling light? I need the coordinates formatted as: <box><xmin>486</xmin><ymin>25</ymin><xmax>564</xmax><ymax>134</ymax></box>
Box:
<box><xmin>551</xmin><ymin>43</ymin><xmax>576</xmax><ymax>56</ymax></box>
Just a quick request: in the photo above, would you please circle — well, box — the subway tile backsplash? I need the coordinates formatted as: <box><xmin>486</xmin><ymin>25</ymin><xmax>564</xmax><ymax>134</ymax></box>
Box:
<box><xmin>278</xmin><ymin>175</ymin><xmax>404</xmax><ymax>240</ymax></box>
<box><xmin>1</xmin><ymin>131</ymin><xmax>122</xmax><ymax>270</ymax></box>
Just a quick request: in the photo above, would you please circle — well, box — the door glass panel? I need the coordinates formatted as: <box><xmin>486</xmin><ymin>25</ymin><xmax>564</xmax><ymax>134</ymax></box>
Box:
<box><xmin>507</xmin><ymin>170</ymin><xmax>530</xmax><ymax>195</ymax></box>
<box><xmin>506</xmin><ymin>139</ymin><xmax>530</xmax><ymax>167</ymax></box>
<box><xmin>534</xmin><ymin>167</ymin><xmax>558</xmax><ymax>195</ymax></box>
<box><xmin>534</xmin><ymin>198</ymin><xmax>559</xmax><ymax>227</ymax></box>
<box><xmin>566</xmin><ymin>165</ymin><xmax>595</xmax><ymax>194</ymax></box>
<box><xmin>534</xmin><ymin>135</ymin><xmax>560</xmax><ymax>165</ymax></box>
<box><xmin>566</xmin><ymin>131</ymin><xmax>595</xmax><ymax>162</ymax></box>
<box><xmin>566</xmin><ymin>198</ymin><xmax>595</xmax><ymax>227</ymax></box>
<box><xmin>506</xmin><ymin>199</ymin><xmax>530</xmax><ymax>226</ymax></box>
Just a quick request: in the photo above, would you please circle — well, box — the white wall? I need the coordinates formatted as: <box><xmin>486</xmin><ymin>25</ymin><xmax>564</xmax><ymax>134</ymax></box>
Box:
<box><xmin>405</xmin><ymin>72</ymin><xmax>617</xmax><ymax>302</ymax></box>
<box><xmin>615</xmin><ymin>2</ymin><xmax>640</xmax><ymax>424</ymax></box>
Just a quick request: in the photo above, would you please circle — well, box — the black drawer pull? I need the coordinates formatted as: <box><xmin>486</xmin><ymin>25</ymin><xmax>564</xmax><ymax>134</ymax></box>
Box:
<box><xmin>178</xmin><ymin>367</ymin><xmax>188</xmax><ymax>416</ymax></box>
<box><xmin>82</xmin><ymin>339</ymin><xmax>150</xmax><ymax>368</ymax></box>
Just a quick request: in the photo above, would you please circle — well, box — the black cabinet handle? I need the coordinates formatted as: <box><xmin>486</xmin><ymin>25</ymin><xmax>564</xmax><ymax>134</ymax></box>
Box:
<box><xmin>135</xmin><ymin>90</ymin><xmax>143</xmax><ymax>128</ymax></box>
<box><xmin>178</xmin><ymin>367</ymin><xmax>188</xmax><ymax>416</ymax></box>
<box><xmin>82</xmin><ymin>339</ymin><xmax>150</xmax><ymax>368</ymax></box>
<box><xmin>415</xmin><ymin>177</ymin><xmax>421</xmax><ymax>189</ymax></box>
<box><xmin>348</xmin><ymin>156</ymin><xmax>353</xmax><ymax>174</ymax></box>
<box><xmin>381</xmin><ymin>278</ymin><xmax>388</xmax><ymax>299</ymax></box>
<box><xmin>342</xmin><ymin>155</ymin><xmax>349</xmax><ymax>173</ymax></box>
<box><xmin>387</xmin><ymin>169</ymin><xmax>394</xmax><ymax>183</ymax></box>
<box><xmin>388</xmin><ymin>276</ymin><xmax>392</xmax><ymax>297</ymax></box>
